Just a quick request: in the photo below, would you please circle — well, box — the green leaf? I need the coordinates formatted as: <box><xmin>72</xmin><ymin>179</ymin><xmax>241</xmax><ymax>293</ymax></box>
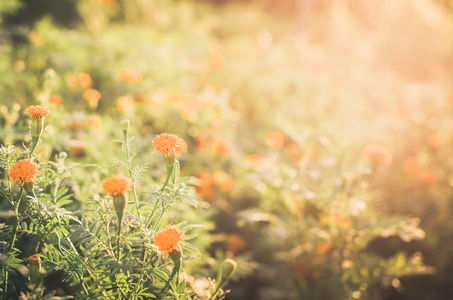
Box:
<box><xmin>182</xmin><ymin>242</ymin><xmax>201</xmax><ymax>256</ymax></box>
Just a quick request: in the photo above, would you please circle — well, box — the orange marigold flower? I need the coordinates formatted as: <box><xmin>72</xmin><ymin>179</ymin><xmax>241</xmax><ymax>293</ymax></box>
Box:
<box><xmin>83</xmin><ymin>89</ymin><xmax>101</xmax><ymax>103</ymax></box>
<box><xmin>102</xmin><ymin>175</ymin><xmax>132</xmax><ymax>196</ymax></box>
<box><xmin>8</xmin><ymin>159</ymin><xmax>41</xmax><ymax>185</ymax></box>
<box><xmin>152</xmin><ymin>133</ymin><xmax>182</xmax><ymax>158</ymax></box>
<box><xmin>118</xmin><ymin>68</ymin><xmax>142</xmax><ymax>83</ymax></box>
<box><xmin>363</xmin><ymin>144</ymin><xmax>393</xmax><ymax>166</ymax></box>
<box><xmin>153</xmin><ymin>226</ymin><xmax>187</xmax><ymax>257</ymax></box>
<box><xmin>25</xmin><ymin>106</ymin><xmax>50</xmax><ymax>120</ymax></box>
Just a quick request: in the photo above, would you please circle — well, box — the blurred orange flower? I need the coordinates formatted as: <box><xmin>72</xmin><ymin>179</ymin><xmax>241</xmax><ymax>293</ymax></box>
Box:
<box><xmin>266</xmin><ymin>131</ymin><xmax>284</xmax><ymax>149</ymax></box>
<box><xmin>48</xmin><ymin>94</ymin><xmax>63</xmax><ymax>106</ymax></box>
<box><xmin>293</xmin><ymin>259</ymin><xmax>310</xmax><ymax>279</ymax></box>
<box><xmin>77</xmin><ymin>73</ymin><xmax>92</xmax><ymax>88</ymax></box>
<box><xmin>70</xmin><ymin>144</ymin><xmax>85</xmax><ymax>157</ymax></box>
<box><xmin>195</xmin><ymin>135</ymin><xmax>210</xmax><ymax>152</ymax></box>
<box><xmin>213</xmin><ymin>138</ymin><xmax>231</xmax><ymax>156</ymax></box>
<box><xmin>404</xmin><ymin>156</ymin><xmax>419</xmax><ymax>177</ymax></box>
<box><xmin>65</xmin><ymin>73</ymin><xmax>78</xmax><ymax>87</ymax></box>
<box><xmin>134</xmin><ymin>93</ymin><xmax>146</xmax><ymax>104</ymax></box>
<box><xmin>316</xmin><ymin>242</ymin><xmax>332</xmax><ymax>256</ymax></box>
<box><xmin>151</xmin><ymin>88</ymin><xmax>166</xmax><ymax>104</ymax></box>
<box><xmin>284</xmin><ymin>141</ymin><xmax>301</xmax><ymax>162</ymax></box>
<box><xmin>224</xmin><ymin>233</ymin><xmax>246</xmax><ymax>254</ymax></box>
<box><xmin>153</xmin><ymin>226</ymin><xmax>187</xmax><ymax>257</ymax></box>
<box><xmin>100</xmin><ymin>0</ymin><xmax>116</xmax><ymax>4</ymax></box>
<box><xmin>87</xmin><ymin>116</ymin><xmax>102</xmax><ymax>130</ymax></box>
<box><xmin>212</xmin><ymin>170</ymin><xmax>234</xmax><ymax>192</ymax></box>
<box><xmin>102</xmin><ymin>175</ymin><xmax>132</xmax><ymax>196</ymax></box>
<box><xmin>8</xmin><ymin>159</ymin><xmax>41</xmax><ymax>185</ymax></box>
<box><xmin>329</xmin><ymin>213</ymin><xmax>351</xmax><ymax>228</ymax></box>
<box><xmin>420</xmin><ymin>169</ymin><xmax>437</xmax><ymax>187</ymax></box>
<box><xmin>246</xmin><ymin>154</ymin><xmax>261</xmax><ymax>167</ymax></box>
<box><xmin>152</xmin><ymin>133</ymin><xmax>182</xmax><ymax>158</ymax></box>
<box><xmin>116</xmin><ymin>96</ymin><xmax>135</xmax><ymax>111</ymax></box>
<box><xmin>83</xmin><ymin>89</ymin><xmax>101</xmax><ymax>103</ymax></box>
<box><xmin>26</xmin><ymin>105</ymin><xmax>50</xmax><ymax>120</ymax></box>
<box><xmin>363</xmin><ymin>144</ymin><xmax>392</xmax><ymax>166</ymax></box>
<box><xmin>118</xmin><ymin>68</ymin><xmax>142</xmax><ymax>83</ymax></box>
<box><xmin>195</xmin><ymin>172</ymin><xmax>215</xmax><ymax>200</ymax></box>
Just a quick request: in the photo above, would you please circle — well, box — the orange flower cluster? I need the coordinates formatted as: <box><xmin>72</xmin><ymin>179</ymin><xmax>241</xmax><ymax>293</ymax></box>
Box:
<box><xmin>152</xmin><ymin>134</ymin><xmax>183</xmax><ymax>158</ymax></box>
<box><xmin>363</xmin><ymin>144</ymin><xmax>393</xmax><ymax>166</ymax></box>
<box><xmin>153</xmin><ymin>226</ymin><xmax>187</xmax><ymax>257</ymax></box>
<box><xmin>25</xmin><ymin>106</ymin><xmax>50</xmax><ymax>120</ymax></box>
<box><xmin>8</xmin><ymin>159</ymin><xmax>41</xmax><ymax>185</ymax></box>
<box><xmin>102</xmin><ymin>175</ymin><xmax>132</xmax><ymax>196</ymax></box>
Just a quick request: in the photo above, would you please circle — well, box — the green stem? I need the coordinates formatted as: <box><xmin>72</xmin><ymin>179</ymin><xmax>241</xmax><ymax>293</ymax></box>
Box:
<box><xmin>7</xmin><ymin>187</ymin><xmax>24</xmax><ymax>253</ymax></box>
<box><xmin>30</xmin><ymin>135</ymin><xmax>40</xmax><ymax>156</ymax></box>
<box><xmin>124</xmin><ymin>137</ymin><xmax>142</xmax><ymax>226</ymax></box>
<box><xmin>160</xmin><ymin>165</ymin><xmax>174</xmax><ymax>192</ymax></box>
<box><xmin>2</xmin><ymin>271</ymin><xmax>8</xmax><ymax>300</ymax></box>
<box><xmin>152</xmin><ymin>201</ymin><xmax>168</xmax><ymax>232</ymax></box>
<box><xmin>160</xmin><ymin>259</ymin><xmax>181</xmax><ymax>298</ymax></box>
<box><xmin>117</xmin><ymin>219</ymin><xmax>122</xmax><ymax>262</ymax></box>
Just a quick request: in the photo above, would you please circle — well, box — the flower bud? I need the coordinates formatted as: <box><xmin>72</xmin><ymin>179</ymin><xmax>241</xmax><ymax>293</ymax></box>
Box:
<box><xmin>31</xmin><ymin>117</ymin><xmax>45</xmax><ymax>138</ymax></box>
<box><xmin>164</xmin><ymin>149</ymin><xmax>176</xmax><ymax>167</ymax></box>
<box><xmin>220</xmin><ymin>259</ymin><xmax>237</xmax><ymax>281</ymax></box>
<box><xmin>169</xmin><ymin>244</ymin><xmax>183</xmax><ymax>263</ymax></box>
<box><xmin>112</xmin><ymin>193</ymin><xmax>127</xmax><ymax>219</ymax></box>
<box><xmin>29</xmin><ymin>255</ymin><xmax>44</xmax><ymax>283</ymax></box>
<box><xmin>120</xmin><ymin>119</ymin><xmax>130</xmax><ymax>139</ymax></box>
<box><xmin>24</xmin><ymin>182</ymin><xmax>34</xmax><ymax>195</ymax></box>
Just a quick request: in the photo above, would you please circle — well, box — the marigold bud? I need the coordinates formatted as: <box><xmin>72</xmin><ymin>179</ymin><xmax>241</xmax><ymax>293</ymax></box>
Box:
<box><xmin>112</xmin><ymin>193</ymin><xmax>127</xmax><ymax>219</ymax></box>
<box><xmin>120</xmin><ymin>119</ymin><xmax>130</xmax><ymax>132</ymax></box>
<box><xmin>23</xmin><ymin>181</ymin><xmax>34</xmax><ymax>194</ymax></box>
<box><xmin>120</xmin><ymin>119</ymin><xmax>130</xmax><ymax>140</ymax></box>
<box><xmin>220</xmin><ymin>258</ymin><xmax>237</xmax><ymax>281</ymax></box>
<box><xmin>29</xmin><ymin>255</ymin><xmax>44</xmax><ymax>283</ymax></box>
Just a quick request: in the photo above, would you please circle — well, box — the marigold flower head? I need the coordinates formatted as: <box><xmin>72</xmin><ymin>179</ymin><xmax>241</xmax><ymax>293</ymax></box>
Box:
<box><xmin>363</xmin><ymin>144</ymin><xmax>393</xmax><ymax>166</ymax></box>
<box><xmin>8</xmin><ymin>159</ymin><xmax>41</xmax><ymax>185</ymax></box>
<box><xmin>153</xmin><ymin>226</ymin><xmax>187</xmax><ymax>257</ymax></box>
<box><xmin>152</xmin><ymin>133</ymin><xmax>183</xmax><ymax>158</ymax></box>
<box><xmin>102</xmin><ymin>175</ymin><xmax>132</xmax><ymax>196</ymax></box>
<box><xmin>25</xmin><ymin>106</ymin><xmax>50</xmax><ymax>120</ymax></box>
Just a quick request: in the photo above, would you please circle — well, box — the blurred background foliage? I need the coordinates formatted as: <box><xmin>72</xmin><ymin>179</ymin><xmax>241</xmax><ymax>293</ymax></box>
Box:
<box><xmin>2</xmin><ymin>0</ymin><xmax>453</xmax><ymax>299</ymax></box>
